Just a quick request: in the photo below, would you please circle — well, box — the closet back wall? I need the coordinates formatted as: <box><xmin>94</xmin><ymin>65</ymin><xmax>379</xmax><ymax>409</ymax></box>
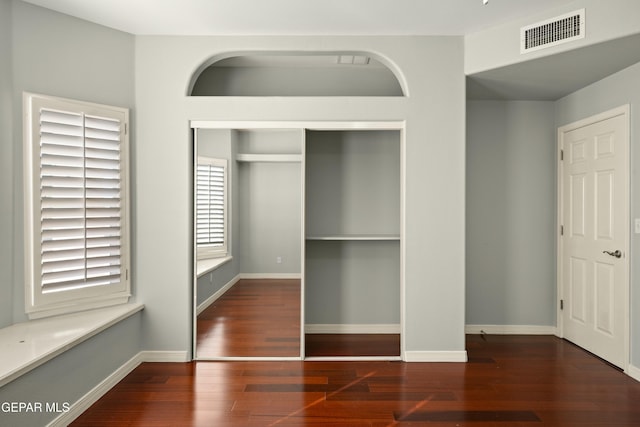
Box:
<box><xmin>305</xmin><ymin>130</ymin><xmax>401</xmax><ymax>328</ymax></box>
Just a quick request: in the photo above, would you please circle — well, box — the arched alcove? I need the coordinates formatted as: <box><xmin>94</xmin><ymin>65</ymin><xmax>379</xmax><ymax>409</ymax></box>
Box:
<box><xmin>188</xmin><ymin>52</ymin><xmax>407</xmax><ymax>96</ymax></box>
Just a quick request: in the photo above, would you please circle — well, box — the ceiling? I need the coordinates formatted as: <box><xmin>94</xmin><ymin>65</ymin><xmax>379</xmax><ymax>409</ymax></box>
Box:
<box><xmin>22</xmin><ymin>0</ymin><xmax>577</xmax><ymax>36</ymax></box>
<box><xmin>22</xmin><ymin>0</ymin><xmax>640</xmax><ymax>101</ymax></box>
<box><xmin>467</xmin><ymin>32</ymin><xmax>640</xmax><ymax>100</ymax></box>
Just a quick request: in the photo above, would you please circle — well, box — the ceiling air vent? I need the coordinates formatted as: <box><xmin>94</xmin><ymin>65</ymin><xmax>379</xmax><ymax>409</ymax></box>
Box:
<box><xmin>521</xmin><ymin>9</ymin><xmax>585</xmax><ymax>54</ymax></box>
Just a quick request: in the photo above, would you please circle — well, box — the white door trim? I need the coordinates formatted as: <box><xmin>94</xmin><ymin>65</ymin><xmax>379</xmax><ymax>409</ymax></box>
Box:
<box><xmin>556</xmin><ymin>104</ymin><xmax>630</xmax><ymax>372</ymax></box>
<box><xmin>191</xmin><ymin>120</ymin><xmax>406</xmax><ymax>361</ymax></box>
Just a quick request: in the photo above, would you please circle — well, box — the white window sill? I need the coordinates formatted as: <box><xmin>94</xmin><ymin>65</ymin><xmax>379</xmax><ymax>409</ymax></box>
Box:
<box><xmin>196</xmin><ymin>256</ymin><xmax>232</xmax><ymax>278</ymax></box>
<box><xmin>0</xmin><ymin>303</ymin><xmax>144</xmax><ymax>388</ymax></box>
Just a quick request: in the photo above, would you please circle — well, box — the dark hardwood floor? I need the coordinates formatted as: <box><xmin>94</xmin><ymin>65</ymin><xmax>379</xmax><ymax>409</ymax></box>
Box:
<box><xmin>305</xmin><ymin>333</ymin><xmax>400</xmax><ymax>357</ymax></box>
<box><xmin>72</xmin><ymin>334</ymin><xmax>640</xmax><ymax>426</ymax></box>
<box><xmin>197</xmin><ymin>279</ymin><xmax>301</xmax><ymax>358</ymax></box>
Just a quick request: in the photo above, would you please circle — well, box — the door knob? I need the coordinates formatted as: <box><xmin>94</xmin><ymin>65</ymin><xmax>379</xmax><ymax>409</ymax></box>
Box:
<box><xmin>603</xmin><ymin>250</ymin><xmax>622</xmax><ymax>258</ymax></box>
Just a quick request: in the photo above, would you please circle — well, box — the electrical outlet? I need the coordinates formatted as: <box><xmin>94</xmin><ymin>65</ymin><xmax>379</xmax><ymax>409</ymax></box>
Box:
<box><xmin>209</xmin><ymin>272</ymin><xmax>213</xmax><ymax>283</ymax></box>
<box><xmin>635</xmin><ymin>218</ymin><xmax>640</xmax><ymax>234</ymax></box>
<box><xmin>276</xmin><ymin>256</ymin><xmax>282</xmax><ymax>264</ymax></box>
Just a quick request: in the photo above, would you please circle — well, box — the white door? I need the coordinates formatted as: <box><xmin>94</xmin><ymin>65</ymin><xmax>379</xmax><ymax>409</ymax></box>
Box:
<box><xmin>559</xmin><ymin>106</ymin><xmax>629</xmax><ymax>369</ymax></box>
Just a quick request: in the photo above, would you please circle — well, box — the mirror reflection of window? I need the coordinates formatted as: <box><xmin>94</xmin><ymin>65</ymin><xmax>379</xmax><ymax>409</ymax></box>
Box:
<box><xmin>196</xmin><ymin>157</ymin><xmax>227</xmax><ymax>260</ymax></box>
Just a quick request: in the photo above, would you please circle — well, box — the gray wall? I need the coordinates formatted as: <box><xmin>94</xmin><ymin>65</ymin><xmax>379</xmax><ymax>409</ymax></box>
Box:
<box><xmin>306</xmin><ymin>240</ymin><xmax>400</xmax><ymax>325</ymax></box>
<box><xmin>238</xmin><ymin>162</ymin><xmax>302</xmax><ymax>274</ymax></box>
<box><xmin>192</xmin><ymin>66</ymin><xmax>404</xmax><ymax>96</ymax></box>
<box><xmin>0</xmin><ymin>3</ymin><xmax>141</xmax><ymax>425</ymax></box>
<box><xmin>466</xmin><ymin>100</ymin><xmax>556</xmax><ymax>326</ymax></box>
<box><xmin>555</xmin><ymin>60</ymin><xmax>640</xmax><ymax>368</ymax></box>
<box><xmin>135</xmin><ymin>35</ymin><xmax>466</xmax><ymax>356</ymax></box>
<box><xmin>305</xmin><ymin>131</ymin><xmax>400</xmax><ymax>236</ymax></box>
<box><xmin>305</xmin><ymin>130</ymin><xmax>401</xmax><ymax>325</ymax></box>
<box><xmin>0</xmin><ymin>0</ymin><xmax>13</xmax><ymax>329</ymax></box>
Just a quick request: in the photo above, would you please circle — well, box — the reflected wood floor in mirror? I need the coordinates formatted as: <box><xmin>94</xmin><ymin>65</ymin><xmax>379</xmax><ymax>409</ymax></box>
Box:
<box><xmin>197</xmin><ymin>279</ymin><xmax>301</xmax><ymax>358</ymax></box>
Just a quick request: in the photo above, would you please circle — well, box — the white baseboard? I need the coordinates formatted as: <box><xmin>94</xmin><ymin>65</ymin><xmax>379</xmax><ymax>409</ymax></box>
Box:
<box><xmin>138</xmin><ymin>351</ymin><xmax>189</xmax><ymax>363</ymax></box>
<box><xmin>404</xmin><ymin>351</ymin><xmax>468</xmax><ymax>362</ymax></box>
<box><xmin>305</xmin><ymin>324</ymin><xmax>401</xmax><ymax>334</ymax></box>
<box><xmin>48</xmin><ymin>351</ymin><xmax>189</xmax><ymax>427</ymax></box>
<box><xmin>465</xmin><ymin>324</ymin><xmax>557</xmax><ymax>335</ymax></box>
<box><xmin>196</xmin><ymin>275</ymin><xmax>241</xmax><ymax>315</ymax></box>
<box><xmin>47</xmin><ymin>353</ymin><xmax>143</xmax><ymax>427</ymax></box>
<box><xmin>239</xmin><ymin>273</ymin><xmax>301</xmax><ymax>280</ymax></box>
<box><xmin>627</xmin><ymin>364</ymin><xmax>640</xmax><ymax>383</ymax></box>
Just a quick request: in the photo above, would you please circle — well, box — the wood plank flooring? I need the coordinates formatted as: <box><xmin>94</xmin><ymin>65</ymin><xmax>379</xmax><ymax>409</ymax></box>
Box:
<box><xmin>197</xmin><ymin>279</ymin><xmax>301</xmax><ymax>358</ymax></box>
<box><xmin>72</xmin><ymin>334</ymin><xmax>640</xmax><ymax>426</ymax></box>
<box><xmin>305</xmin><ymin>333</ymin><xmax>400</xmax><ymax>357</ymax></box>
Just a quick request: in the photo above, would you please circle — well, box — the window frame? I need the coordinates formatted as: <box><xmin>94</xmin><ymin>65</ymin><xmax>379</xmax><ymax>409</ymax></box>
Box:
<box><xmin>23</xmin><ymin>92</ymin><xmax>131</xmax><ymax>319</ymax></box>
<box><xmin>195</xmin><ymin>156</ymin><xmax>228</xmax><ymax>260</ymax></box>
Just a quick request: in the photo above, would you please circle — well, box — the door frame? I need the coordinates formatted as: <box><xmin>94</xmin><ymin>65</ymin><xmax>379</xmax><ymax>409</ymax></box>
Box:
<box><xmin>556</xmin><ymin>104</ymin><xmax>630</xmax><ymax>371</ymax></box>
<box><xmin>190</xmin><ymin>120</ymin><xmax>406</xmax><ymax>361</ymax></box>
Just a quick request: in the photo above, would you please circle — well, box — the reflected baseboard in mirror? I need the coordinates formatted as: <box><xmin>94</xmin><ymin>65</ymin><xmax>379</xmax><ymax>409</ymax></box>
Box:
<box><xmin>196</xmin><ymin>279</ymin><xmax>301</xmax><ymax>358</ymax></box>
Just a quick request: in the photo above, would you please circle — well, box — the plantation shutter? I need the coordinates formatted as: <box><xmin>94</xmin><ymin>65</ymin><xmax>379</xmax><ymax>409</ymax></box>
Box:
<box><xmin>39</xmin><ymin>108</ymin><xmax>123</xmax><ymax>293</ymax></box>
<box><xmin>196</xmin><ymin>158</ymin><xmax>226</xmax><ymax>252</ymax></box>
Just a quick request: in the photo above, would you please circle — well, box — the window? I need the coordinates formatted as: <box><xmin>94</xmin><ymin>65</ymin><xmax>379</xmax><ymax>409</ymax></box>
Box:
<box><xmin>195</xmin><ymin>157</ymin><xmax>228</xmax><ymax>259</ymax></box>
<box><xmin>23</xmin><ymin>93</ymin><xmax>131</xmax><ymax>319</ymax></box>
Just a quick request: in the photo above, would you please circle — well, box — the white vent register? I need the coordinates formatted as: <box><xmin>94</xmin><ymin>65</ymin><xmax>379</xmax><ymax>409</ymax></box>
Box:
<box><xmin>521</xmin><ymin>9</ymin><xmax>585</xmax><ymax>54</ymax></box>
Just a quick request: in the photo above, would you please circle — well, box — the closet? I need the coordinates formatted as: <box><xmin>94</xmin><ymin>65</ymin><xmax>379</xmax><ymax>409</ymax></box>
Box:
<box><xmin>193</xmin><ymin>122</ymin><xmax>402</xmax><ymax>360</ymax></box>
<box><xmin>304</xmin><ymin>129</ymin><xmax>401</xmax><ymax>358</ymax></box>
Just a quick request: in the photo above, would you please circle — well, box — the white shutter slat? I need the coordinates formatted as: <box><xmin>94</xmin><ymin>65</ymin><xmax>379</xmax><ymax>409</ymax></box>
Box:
<box><xmin>41</xmin><ymin>209</ymin><xmax>85</xmax><ymax>221</ymax></box>
<box><xmin>87</xmin><ymin>265</ymin><xmax>121</xmax><ymax>280</ymax></box>
<box><xmin>41</xmin><ymin>217</ymin><xmax>85</xmax><ymax>231</ymax></box>
<box><xmin>41</xmin><ymin>238</ymin><xmax>85</xmax><ymax>252</ymax></box>
<box><xmin>42</xmin><ymin>257</ymin><xmax>86</xmax><ymax>275</ymax></box>
<box><xmin>85</xmin><ymin>129</ymin><xmax>120</xmax><ymax>142</ymax></box>
<box><xmin>40</xmin><ymin>109</ymin><xmax>83</xmax><ymax>127</ymax></box>
<box><xmin>85</xmin><ymin>115</ymin><xmax>120</xmax><ymax>131</ymax></box>
<box><xmin>40</xmin><ymin>143</ymin><xmax>84</xmax><ymax>158</ymax></box>
<box><xmin>41</xmin><ymin>165</ymin><xmax>85</xmax><ymax>178</ymax></box>
<box><xmin>86</xmin><ymin>148</ymin><xmax>120</xmax><ymax>161</ymax></box>
<box><xmin>86</xmin><ymin>158</ymin><xmax>120</xmax><ymax>170</ymax></box>
<box><xmin>41</xmin><ymin>176</ymin><xmax>85</xmax><ymax>189</ymax></box>
<box><xmin>41</xmin><ymin>153</ymin><xmax>84</xmax><ymax>169</ymax></box>
<box><xmin>87</xmin><ymin>246</ymin><xmax>121</xmax><ymax>258</ymax></box>
<box><xmin>85</xmin><ymin>168</ymin><xmax>120</xmax><ymax>180</ymax></box>
<box><xmin>40</xmin><ymin>132</ymin><xmax>84</xmax><ymax>148</ymax></box>
<box><xmin>86</xmin><ymin>217</ymin><xmax>121</xmax><ymax>228</ymax></box>
<box><xmin>86</xmin><ymin>255</ymin><xmax>121</xmax><ymax>269</ymax></box>
<box><xmin>42</xmin><ymin>226</ymin><xmax>85</xmax><ymax>240</ymax></box>
<box><xmin>42</xmin><ymin>247</ymin><xmax>85</xmax><ymax>262</ymax></box>
<box><xmin>40</xmin><ymin>186</ymin><xmax>85</xmax><ymax>199</ymax></box>
<box><xmin>42</xmin><ymin>267</ymin><xmax>87</xmax><ymax>285</ymax></box>
<box><xmin>41</xmin><ymin>198</ymin><xmax>85</xmax><ymax>209</ymax></box>
<box><xmin>86</xmin><ymin>227</ymin><xmax>121</xmax><ymax>239</ymax></box>
<box><xmin>38</xmin><ymin>107</ymin><xmax>124</xmax><ymax>294</ymax></box>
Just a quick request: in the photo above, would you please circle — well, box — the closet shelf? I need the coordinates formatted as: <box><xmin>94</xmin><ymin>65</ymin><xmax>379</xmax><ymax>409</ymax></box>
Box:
<box><xmin>306</xmin><ymin>234</ymin><xmax>400</xmax><ymax>241</ymax></box>
<box><xmin>236</xmin><ymin>153</ymin><xmax>302</xmax><ymax>163</ymax></box>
